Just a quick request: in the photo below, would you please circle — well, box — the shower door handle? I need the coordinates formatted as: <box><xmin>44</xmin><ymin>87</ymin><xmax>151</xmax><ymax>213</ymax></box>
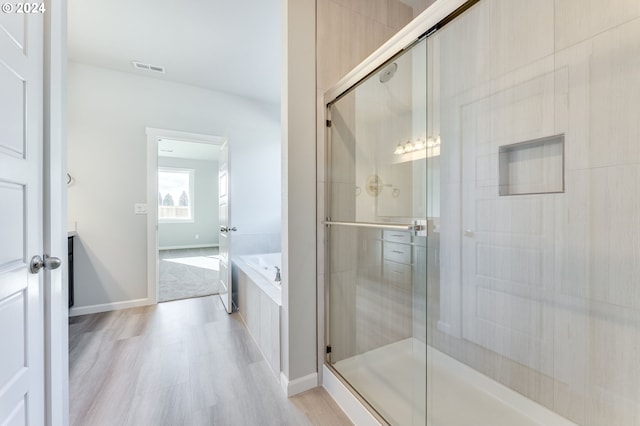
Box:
<box><xmin>324</xmin><ymin>220</ymin><xmax>427</xmax><ymax>236</ymax></box>
<box><xmin>410</xmin><ymin>220</ymin><xmax>427</xmax><ymax>237</ymax></box>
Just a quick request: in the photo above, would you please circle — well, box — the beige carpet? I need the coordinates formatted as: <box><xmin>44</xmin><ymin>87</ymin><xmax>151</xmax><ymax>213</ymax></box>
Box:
<box><xmin>158</xmin><ymin>247</ymin><xmax>220</xmax><ymax>302</ymax></box>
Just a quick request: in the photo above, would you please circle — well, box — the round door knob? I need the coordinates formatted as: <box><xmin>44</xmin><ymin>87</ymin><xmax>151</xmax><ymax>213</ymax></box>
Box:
<box><xmin>45</xmin><ymin>255</ymin><xmax>62</xmax><ymax>270</ymax></box>
<box><xmin>30</xmin><ymin>255</ymin><xmax>43</xmax><ymax>273</ymax></box>
<box><xmin>30</xmin><ymin>255</ymin><xmax>62</xmax><ymax>274</ymax></box>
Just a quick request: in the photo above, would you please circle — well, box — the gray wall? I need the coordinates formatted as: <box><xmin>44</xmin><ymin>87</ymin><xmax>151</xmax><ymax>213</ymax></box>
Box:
<box><xmin>281</xmin><ymin>0</ymin><xmax>317</xmax><ymax>387</ymax></box>
<box><xmin>68</xmin><ymin>62</ymin><xmax>281</xmax><ymax>310</ymax></box>
<box><xmin>158</xmin><ymin>157</ymin><xmax>219</xmax><ymax>249</ymax></box>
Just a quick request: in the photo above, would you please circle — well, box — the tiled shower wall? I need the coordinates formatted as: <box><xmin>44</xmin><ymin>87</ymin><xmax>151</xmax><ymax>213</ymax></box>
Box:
<box><xmin>316</xmin><ymin>0</ymin><xmax>431</xmax><ymax>93</ymax></box>
<box><xmin>429</xmin><ymin>1</ymin><xmax>640</xmax><ymax>425</ymax></box>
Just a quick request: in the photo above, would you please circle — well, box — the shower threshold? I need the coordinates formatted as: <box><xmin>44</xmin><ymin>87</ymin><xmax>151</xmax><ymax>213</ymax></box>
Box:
<box><xmin>333</xmin><ymin>338</ymin><xmax>425</xmax><ymax>425</ymax></box>
<box><xmin>333</xmin><ymin>339</ymin><xmax>578</xmax><ymax>426</ymax></box>
<box><xmin>426</xmin><ymin>346</ymin><xmax>578</xmax><ymax>426</ymax></box>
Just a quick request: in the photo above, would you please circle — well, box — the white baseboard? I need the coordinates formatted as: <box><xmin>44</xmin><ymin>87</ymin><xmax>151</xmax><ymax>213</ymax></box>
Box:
<box><xmin>280</xmin><ymin>372</ymin><xmax>318</xmax><ymax>397</ymax></box>
<box><xmin>159</xmin><ymin>244</ymin><xmax>219</xmax><ymax>251</ymax></box>
<box><xmin>69</xmin><ymin>298</ymin><xmax>152</xmax><ymax>317</ymax></box>
<box><xmin>322</xmin><ymin>365</ymin><xmax>381</xmax><ymax>426</ymax></box>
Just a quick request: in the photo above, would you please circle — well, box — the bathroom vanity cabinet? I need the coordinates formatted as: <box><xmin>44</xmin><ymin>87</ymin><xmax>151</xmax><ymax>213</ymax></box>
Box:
<box><xmin>68</xmin><ymin>234</ymin><xmax>74</xmax><ymax>307</ymax></box>
<box><xmin>382</xmin><ymin>230</ymin><xmax>413</xmax><ymax>284</ymax></box>
<box><xmin>350</xmin><ymin>229</ymin><xmax>415</xmax><ymax>355</ymax></box>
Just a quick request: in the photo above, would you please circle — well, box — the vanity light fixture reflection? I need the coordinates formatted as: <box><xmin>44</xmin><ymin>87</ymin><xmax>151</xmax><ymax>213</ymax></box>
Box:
<box><xmin>394</xmin><ymin>136</ymin><xmax>436</xmax><ymax>155</ymax></box>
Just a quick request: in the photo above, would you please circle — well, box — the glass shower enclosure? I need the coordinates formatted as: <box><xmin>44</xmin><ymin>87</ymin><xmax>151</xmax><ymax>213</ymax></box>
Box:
<box><xmin>325</xmin><ymin>0</ymin><xmax>640</xmax><ymax>425</ymax></box>
<box><xmin>324</xmin><ymin>37</ymin><xmax>429</xmax><ymax>426</ymax></box>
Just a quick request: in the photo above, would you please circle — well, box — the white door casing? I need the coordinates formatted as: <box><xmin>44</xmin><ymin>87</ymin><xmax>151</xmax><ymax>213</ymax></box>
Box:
<box><xmin>43</xmin><ymin>0</ymin><xmax>70</xmax><ymax>423</ymax></box>
<box><xmin>218</xmin><ymin>141</ymin><xmax>233</xmax><ymax>313</ymax></box>
<box><xmin>145</xmin><ymin>127</ymin><xmax>225</xmax><ymax>306</ymax></box>
<box><xmin>0</xmin><ymin>10</ymin><xmax>46</xmax><ymax>426</ymax></box>
<box><xmin>146</xmin><ymin>128</ymin><xmax>225</xmax><ymax>307</ymax></box>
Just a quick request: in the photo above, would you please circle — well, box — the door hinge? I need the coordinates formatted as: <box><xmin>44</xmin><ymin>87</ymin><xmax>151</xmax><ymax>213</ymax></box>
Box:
<box><xmin>326</xmin><ymin>120</ymin><xmax>332</xmax><ymax>128</ymax></box>
<box><xmin>326</xmin><ymin>345</ymin><xmax>332</xmax><ymax>354</ymax></box>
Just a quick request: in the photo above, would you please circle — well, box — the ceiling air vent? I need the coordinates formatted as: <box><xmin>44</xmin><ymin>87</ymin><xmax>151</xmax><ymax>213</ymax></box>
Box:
<box><xmin>132</xmin><ymin>61</ymin><xmax>165</xmax><ymax>73</ymax></box>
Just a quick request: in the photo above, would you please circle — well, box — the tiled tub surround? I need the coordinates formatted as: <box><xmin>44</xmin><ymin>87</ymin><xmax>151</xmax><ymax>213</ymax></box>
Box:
<box><xmin>233</xmin><ymin>254</ymin><xmax>281</xmax><ymax>378</ymax></box>
<box><xmin>427</xmin><ymin>1</ymin><xmax>640</xmax><ymax>424</ymax></box>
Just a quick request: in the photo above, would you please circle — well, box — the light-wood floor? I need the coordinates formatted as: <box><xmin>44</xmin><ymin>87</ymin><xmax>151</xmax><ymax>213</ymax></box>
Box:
<box><xmin>69</xmin><ymin>295</ymin><xmax>352</xmax><ymax>426</ymax></box>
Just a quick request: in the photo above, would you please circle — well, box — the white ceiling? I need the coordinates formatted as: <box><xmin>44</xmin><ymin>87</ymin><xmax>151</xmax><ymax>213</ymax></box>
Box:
<box><xmin>68</xmin><ymin>0</ymin><xmax>282</xmax><ymax>104</ymax></box>
<box><xmin>158</xmin><ymin>139</ymin><xmax>220</xmax><ymax>161</ymax></box>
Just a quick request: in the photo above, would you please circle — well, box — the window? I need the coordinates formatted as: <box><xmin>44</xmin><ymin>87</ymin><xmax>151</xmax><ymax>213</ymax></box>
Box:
<box><xmin>158</xmin><ymin>168</ymin><xmax>194</xmax><ymax>222</ymax></box>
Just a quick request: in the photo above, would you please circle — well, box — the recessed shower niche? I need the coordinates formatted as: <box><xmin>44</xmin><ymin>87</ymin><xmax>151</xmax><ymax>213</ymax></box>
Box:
<box><xmin>498</xmin><ymin>134</ymin><xmax>564</xmax><ymax>196</ymax></box>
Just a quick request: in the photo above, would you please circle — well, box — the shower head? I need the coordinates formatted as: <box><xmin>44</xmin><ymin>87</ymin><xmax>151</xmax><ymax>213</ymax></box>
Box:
<box><xmin>379</xmin><ymin>62</ymin><xmax>398</xmax><ymax>83</ymax></box>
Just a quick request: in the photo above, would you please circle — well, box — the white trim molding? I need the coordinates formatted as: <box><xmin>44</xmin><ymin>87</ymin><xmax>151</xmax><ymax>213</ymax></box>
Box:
<box><xmin>69</xmin><ymin>298</ymin><xmax>152</xmax><ymax>317</ymax></box>
<box><xmin>44</xmin><ymin>0</ymin><xmax>69</xmax><ymax>423</ymax></box>
<box><xmin>280</xmin><ymin>372</ymin><xmax>318</xmax><ymax>397</ymax></box>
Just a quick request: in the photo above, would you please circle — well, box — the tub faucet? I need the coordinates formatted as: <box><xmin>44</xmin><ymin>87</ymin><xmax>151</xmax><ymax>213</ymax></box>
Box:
<box><xmin>274</xmin><ymin>266</ymin><xmax>281</xmax><ymax>282</ymax></box>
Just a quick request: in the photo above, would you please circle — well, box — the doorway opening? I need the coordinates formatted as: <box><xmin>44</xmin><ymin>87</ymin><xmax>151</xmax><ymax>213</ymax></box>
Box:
<box><xmin>146</xmin><ymin>128</ymin><xmax>225</xmax><ymax>304</ymax></box>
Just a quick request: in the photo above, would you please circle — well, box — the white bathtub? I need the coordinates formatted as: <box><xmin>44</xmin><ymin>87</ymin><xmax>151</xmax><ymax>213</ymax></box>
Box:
<box><xmin>240</xmin><ymin>253</ymin><xmax>281</xmax><ymax>290</ymax></box>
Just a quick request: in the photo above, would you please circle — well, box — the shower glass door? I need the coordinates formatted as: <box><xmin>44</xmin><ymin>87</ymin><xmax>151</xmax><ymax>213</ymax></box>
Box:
<box><xmin>325</xmin><ymin>37</ymin><xmax>428</xmax><ymax>425</ymax></box>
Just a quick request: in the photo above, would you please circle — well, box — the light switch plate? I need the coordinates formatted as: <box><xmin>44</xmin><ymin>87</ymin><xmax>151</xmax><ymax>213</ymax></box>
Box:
<box><xmin>135</xmin><ymin>203</ymin><xmax>148</xmax><ymax>215</ymax></box>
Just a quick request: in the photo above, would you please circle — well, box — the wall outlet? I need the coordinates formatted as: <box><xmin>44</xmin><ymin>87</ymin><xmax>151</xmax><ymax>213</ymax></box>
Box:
<box><xmin>195</xmin><ymin>234</ymin><xmax>199</xmax><ymax>239</ymax></box>
<box><xmin>135</xmin><ymin>203</ymin><xmax>148</xmax><ymax>215</ymax></box>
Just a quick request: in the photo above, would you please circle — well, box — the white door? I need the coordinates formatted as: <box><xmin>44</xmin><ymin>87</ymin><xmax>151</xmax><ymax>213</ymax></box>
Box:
<box><xmin>0</xmin><ymin>10</ymin><xmax>46</xmax><ymax>426</ymax></box>
<box><xmin>218</xmin><ymin>141</ymin><xmax>234</xmax><ymax>313</ymax></box>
